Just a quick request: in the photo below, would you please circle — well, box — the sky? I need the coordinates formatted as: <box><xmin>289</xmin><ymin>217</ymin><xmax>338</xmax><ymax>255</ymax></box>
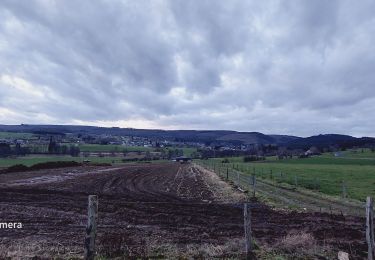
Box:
<box><xmin>0</xmin><ymin>0</ymin><xmax>375</xmax><ymax>137</ymax></box>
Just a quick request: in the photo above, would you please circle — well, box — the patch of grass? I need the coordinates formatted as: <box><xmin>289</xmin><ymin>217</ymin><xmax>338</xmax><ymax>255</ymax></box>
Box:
<box><xmin>181</xmin><ymin>147</ymin><xmax>197</xmax><ymax>157</ymax></box>
<box><xmin>322</xmin><ymin>148</ymin><xmax>375</xmax><ymax>159</ymax></box>
<box><xmin>0</xmin><ymin>131</ymin><xmax>35</xmax><ymax>139</ymax></box>
<box><xmin>275</xmin><ymin>156</ymin><xmax>375</xmax><ymax>166</ymax></box>
<box><xmin>208</xmin><ymin>154</ymin><xmax>375</xmax><ymax>201</ymax></box>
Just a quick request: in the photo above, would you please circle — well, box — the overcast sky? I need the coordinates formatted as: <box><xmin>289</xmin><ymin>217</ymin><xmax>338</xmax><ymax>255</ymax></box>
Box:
<box><xmin>1</xmin><ymin>0</ymin><xmax>375</xmax><ymax>137</ymax></box>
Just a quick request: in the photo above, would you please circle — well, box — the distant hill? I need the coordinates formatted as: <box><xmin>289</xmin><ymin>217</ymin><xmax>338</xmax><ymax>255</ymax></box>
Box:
<box><xmin>0</xmin><ymin>124</ymin><xmax>374</xmax><ymax>149</ymax></box>
<box><xmin>286</xmin><ymin>134</ymin><xmax>375</xmax><ymax>149</ymax></box>
<box><xmin>269</xmin><ymin>135</ymin><xmax>302</xmax><ymax>145</ymax></box>
<box><xmin>217</xmin><ymin>132</ymin><xmax>288</xmax><ymax>144</ymax></box>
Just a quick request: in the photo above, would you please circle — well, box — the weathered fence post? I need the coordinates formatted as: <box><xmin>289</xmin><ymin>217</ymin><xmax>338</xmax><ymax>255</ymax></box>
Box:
<box><xmin>366</xmin><ymin>196</ymin><xmax>375</xmax><ymax>259</ymax></box>
<box><xmin>237</xmin><ymin>171</ymin><xmax>240</xmax><ymax>187</ymax></box>
<box><xmin>252</xmin><ymin>175</ymin><xmax>256</xmax><ymax>198</ymax></box>
<box><xmin>226</xmin><ymin>167</ymin><xmax>229</xmax><ymax>180</ymax></box>
<box><xmin>315</xmin><ymin>177</ymin><xmax>319</xmax><ymax>191</ymax></box>
<box><xmin>294</xmin><ymin>175</ymin><xmax>298</xmax><ymax>188</ymax></box>
<box><xmin>244</xmin><ymin>203</ymin><xmax>252</xmax><ymax>259</ymax></box>
<box><xmin>342</xmin><ymin>181</ymin><xmax>347</xmax><ymax>198</ymax></box>
<box><xmin>85</xmin><ymin>195</ymin><xmax>98</xmax><ymax>260</ymax></box>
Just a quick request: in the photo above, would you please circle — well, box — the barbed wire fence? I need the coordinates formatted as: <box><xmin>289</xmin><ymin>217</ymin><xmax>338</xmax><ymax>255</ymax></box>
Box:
<box><xmin>194</xmin><ymin>160</ymin><xmax>364</xmax><ymax>217</ymax></box>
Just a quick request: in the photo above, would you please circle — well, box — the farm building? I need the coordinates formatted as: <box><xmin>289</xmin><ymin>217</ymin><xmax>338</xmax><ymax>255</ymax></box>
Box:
<box><xmin>174</xmin><ymin>156</ymin><xmax>192</xmax><ymax>163</ymax></box>
<box><xmin>305</xmin><ymin>146</ymin><xmax>321</xmax><ymax>156</ymax></box>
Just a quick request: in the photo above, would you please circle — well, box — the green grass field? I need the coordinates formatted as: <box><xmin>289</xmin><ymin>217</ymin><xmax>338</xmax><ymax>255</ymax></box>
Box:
<box><xmin>0</xmin><ymin>155</ymin><xmax>127</xmax><ymax>167</ymax></box>
<box><xmin>0</xmin><ymin>131</ymin><xmax>35</xmax><ymax>139</ymax></box>
<box><xmin>181</xmin><ymin>147</ymin><xmax>197</xmax><ymax>157</ymax></box>
<box><xmin>208</xmin><ymin>151</ymin><xmax>375</xmax><ymax>201</ymax></box>
<box><xmin>322</xmin><ymin>148</ymin><xmax>375</xmax><ymax>159</ymax></box>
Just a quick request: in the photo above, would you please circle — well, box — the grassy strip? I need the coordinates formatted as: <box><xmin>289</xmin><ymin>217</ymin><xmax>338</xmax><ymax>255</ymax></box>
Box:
<box><xmin>209</xmin><ymin>155</ymin><xmax>375</xmax><ymax>201</ymax></box>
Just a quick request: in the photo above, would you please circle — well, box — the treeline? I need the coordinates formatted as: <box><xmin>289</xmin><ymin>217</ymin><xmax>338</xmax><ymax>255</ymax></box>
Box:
<box><xmin>0</xmin><ymin>142</ymin><xmax>80</xmax><ymax>157</ymax></box>
<box><xmin>0</xmin><ymin>143</ymin><xmax>30</xmax><ymax>157</ymax></box>
<box><xmin>47</xmin><ymin>137</ymin><xmax>80</xmax><ymax>156</ymax></box>
<box><xmin>243</xmin><ymin>155</ymin><xmax>266</xmax><ymax>162</ymax></box>
<box><xmin>47</xmin><ymin>144</ymin><xmax>80</xmax><ymax>156</ymax></box>
<box><xmin>166</xmin><ymin>149</ymin><xmax>184</xmax><ymax>159</ymax></box>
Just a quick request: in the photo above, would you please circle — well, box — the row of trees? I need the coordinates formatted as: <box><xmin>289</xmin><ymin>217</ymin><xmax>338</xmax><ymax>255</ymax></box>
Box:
<box><xmin>0</xmin><ymin>138</ymin><xmax>81</xmax><ymax>158</ymax></box>
<box><xmin>47</xmin><ymin>137</ymin><xmax>80</xmax><ymax>156</ymax></box>
<box><xmin>0</xmin><ymin>143</ymin><xmax>81</xmax><ymax>157</ymax></box>
<box><xmin>0</xmin><ymin>143</ymin><xmax>30</xmax><ymax>157</ymax></box>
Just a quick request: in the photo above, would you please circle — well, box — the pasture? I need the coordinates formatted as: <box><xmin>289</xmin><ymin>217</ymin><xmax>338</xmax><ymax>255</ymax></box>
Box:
<box><xmin>209</xmin><ymin>151</ymin><xmax>375</xmax><ymax>201</ymax></box>
<box><xmin>0</xmin><ymin>131</ymin><xmax>35</xmax><ymax>139</ymax></box>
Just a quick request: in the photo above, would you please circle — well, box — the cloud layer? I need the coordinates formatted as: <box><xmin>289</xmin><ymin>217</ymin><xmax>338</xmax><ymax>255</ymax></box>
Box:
<box><xmin>1</xmin><ymin>0</ymin><xmax>375</xmax><ymax>136</ymax></box>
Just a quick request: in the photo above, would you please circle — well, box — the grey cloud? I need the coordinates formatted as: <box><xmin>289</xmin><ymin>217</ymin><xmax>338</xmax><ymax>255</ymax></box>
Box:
<box><xmin>0</xmin><ymin>0</ymin><xmax>375</xmax><ymax>136</ymax></box>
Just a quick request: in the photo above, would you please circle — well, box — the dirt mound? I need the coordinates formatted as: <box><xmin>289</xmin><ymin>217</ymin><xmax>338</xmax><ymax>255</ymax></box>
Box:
<box><xmin>2</xmin><ymin>164</ymin><xmax>29</xmax><ymax>173</ymax></box>
<box><xmin>0</xmin><ymin>161</ymin><xmax>82</xmax><ymax>174</ymax></box>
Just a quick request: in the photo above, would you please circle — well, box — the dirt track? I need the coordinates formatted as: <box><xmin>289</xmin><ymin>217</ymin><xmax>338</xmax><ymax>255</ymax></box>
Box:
<box><xmin>0</xmin><ymin>163</ymin><xmax>369</xmax><ymax>259</ymax></box>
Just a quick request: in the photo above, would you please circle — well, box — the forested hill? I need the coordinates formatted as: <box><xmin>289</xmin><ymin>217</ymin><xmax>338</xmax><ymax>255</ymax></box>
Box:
<box><xmin>0</xmin><ymin>124</ymin><xmax>374</xmax><ymax>149</ymax></box>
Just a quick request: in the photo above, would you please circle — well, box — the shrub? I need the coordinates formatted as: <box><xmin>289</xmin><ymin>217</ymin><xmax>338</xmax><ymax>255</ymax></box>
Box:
<box><xmin>243</xmin><ymin>156</ymin><xmax>265</xmax><ymax>162</ymax></box>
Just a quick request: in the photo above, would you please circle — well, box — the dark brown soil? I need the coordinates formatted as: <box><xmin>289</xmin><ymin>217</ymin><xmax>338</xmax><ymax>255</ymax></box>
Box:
<box><xmin>0</xmin><ymin>161</ymin><xmax>83</xmax><ymax>174</ymax></box>
<box><xmin>0</xmin><ymin>163</ymin><xmax>368</xmax><ymax>259</ymax></box>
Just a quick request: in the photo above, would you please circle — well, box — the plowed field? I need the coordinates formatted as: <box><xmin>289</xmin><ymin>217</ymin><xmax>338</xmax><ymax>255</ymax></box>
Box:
<box><xmin>0</xmin><ymin>163</ymin><xmax>368</xmax><ymax>259</ymax></box>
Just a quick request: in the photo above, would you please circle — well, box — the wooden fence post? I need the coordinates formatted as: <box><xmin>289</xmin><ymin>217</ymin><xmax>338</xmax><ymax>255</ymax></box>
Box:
<box><xmin>226</xmin><ymin>167</ymin><xmax>229</xmax><ymax>180</ymax></box>
<box><xmin>237</xmin><ymin>171</ymin><xmax>240</xmax><ymax>187</ymax></box>
<box><xmin>294</xmin><ymin>175</ymin><xmax>298</xmax><ymax>188</ymax></box>
<box><xmin>244</xmin><ymin>203</ymin><xmax>252</xmax><ymax>259</ymax></box>
<box><xmin>85</xmin><ymin>195</ymin><xmax>98</xmax><ymax>260</ymax></box>
<box><xmin>252</xmin><ymin>175</ymin><xmax>256</xmax><ymax>198</ymax></box>
<box><xmin>342</xmin><ymin>181</ymin><xmax>347</xmax><ymax>198</ymax></box>
<box><xmin>366</xmin><ymin>196</ymin><xmax>375</xmax><ymax>259</ymax></box>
